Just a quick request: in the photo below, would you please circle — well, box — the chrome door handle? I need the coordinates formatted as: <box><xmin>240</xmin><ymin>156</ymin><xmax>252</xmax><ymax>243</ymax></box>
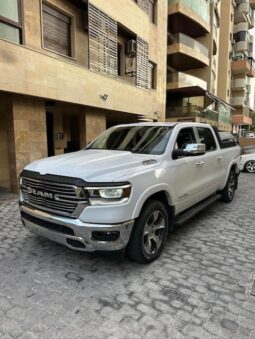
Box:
<box><xmin>217</xmin><ymin>156</ymin><xmax>223</xmax><ymax>160</ymax></box>
<box><xmin>196</xmin><ymin>161</ymin><xmax>205</xmax><ymax>166</ymax></box>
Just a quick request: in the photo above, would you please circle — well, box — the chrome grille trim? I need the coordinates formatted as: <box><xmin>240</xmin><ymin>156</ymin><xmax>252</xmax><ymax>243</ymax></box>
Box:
<box><xmin>20</xmin><ymin>177</ymin><xmax>88</xmax><ymax>217</ymax></box>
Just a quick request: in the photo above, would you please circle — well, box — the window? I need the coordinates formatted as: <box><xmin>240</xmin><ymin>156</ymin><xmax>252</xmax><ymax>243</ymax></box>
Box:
<box><xmin>148</xmin><ymin>61</ymin><xmax>156</xmax><ymax>89</ymax></box>
<box><xmin>197</xmin><ymin>127</ymin><xmax>217</xmax><ymax>151</ymax></box>
<box><xmin>0</xmin><ymin>0</ymin><xmax>22</xmax><ymax>44</ymax></box>
<box><xmin>148</xmin><ymin>0</ymin><xmax>156</xmax><ymax>23</ymax></box>
<box><xmin>42</xmin><ymin>3</ymin><xmax>72</xmax><ymax>57</ymax></box>
<box><xmin>233</xmin><ymin>31</ymin><xmax>247</xmax><ymax>43</ymax></box>
<box><xmin>175</xmin><ymin>128</ymin><xmax>196</xmax><ymax>151</ymax></box>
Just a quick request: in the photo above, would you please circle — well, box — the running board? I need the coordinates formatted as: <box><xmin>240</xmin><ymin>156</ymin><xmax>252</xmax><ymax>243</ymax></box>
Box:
<box><xmin>174</xmin><ymin>194</ymin><xmax>221</xmax><ymax>226</ymax></box>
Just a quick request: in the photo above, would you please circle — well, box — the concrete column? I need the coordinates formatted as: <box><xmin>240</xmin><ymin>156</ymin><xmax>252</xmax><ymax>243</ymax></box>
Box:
<box><xmin>8</xmin><ymin>95</ymin><xmax>47</xmax><ymax>192</ymax></box>
<box><xmin>0</xmin><ymin>93</ymin><xmax>12</xmax><ymax>190</ymax></box>
<box><xmin>79</xmin><ymin>107</ymin><xmax>106</xmax><ymax>147</ymax></box>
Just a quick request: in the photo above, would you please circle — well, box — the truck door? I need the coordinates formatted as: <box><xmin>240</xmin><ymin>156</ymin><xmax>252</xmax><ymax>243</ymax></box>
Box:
<box><xmin>168</xmin><ymin>127</ymin><xmax>208</xmax><ymax>214</ymax></box>
<box><xmin>195</xmin><ymin>126</ymin><xmax>225</xmax><ymax>198</ymax></box>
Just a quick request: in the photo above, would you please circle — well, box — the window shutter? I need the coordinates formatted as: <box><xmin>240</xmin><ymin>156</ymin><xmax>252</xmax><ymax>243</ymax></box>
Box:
<box><xmin>137</xmin><ymin>37</ymin><xmax>149</xmax><ymax>89</ymax></box>
<box><xmin>136</xmin><ymin>0</ymin><xmax>149</xmax><ymax>14</ymax></box>
<box><xmin>42</xmin><ymin>4</ymin><xmax>71</xmax><ymax>56</ymax></box>
<box><xmin>88</xmin><ymin>4</ymin><xmax>117</xmax><ymax>76</ymax></box>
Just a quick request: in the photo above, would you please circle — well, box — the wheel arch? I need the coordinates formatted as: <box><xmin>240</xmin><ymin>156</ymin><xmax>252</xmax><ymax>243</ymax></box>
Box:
<box><xmin>132</xmin><ymin>186</ymin><xmax>175</xmax><ymax>231</ymax></box>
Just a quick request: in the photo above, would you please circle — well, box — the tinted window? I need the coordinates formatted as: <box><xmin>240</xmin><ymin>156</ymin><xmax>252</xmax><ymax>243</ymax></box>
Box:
<box><xmin>86</xmin><ymin>126</ymin><xmax>173</xmax><ymax>155</ymax></box>
<box><xmin>197</xmin><ymin>127</ymin><xmax>217</xmax><ymax>151</ymax></box>
<box><xmin>175</xmin><ymin>128</ymin><xmax>196</xmax><ymax>151</ymax></box>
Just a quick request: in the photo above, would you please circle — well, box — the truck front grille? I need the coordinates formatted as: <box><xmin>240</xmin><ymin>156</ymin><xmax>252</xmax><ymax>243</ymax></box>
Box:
<box><xmin>21</xmin><ymin>177</ymin><xmax>87</xmax><ymax>217</ymax></box>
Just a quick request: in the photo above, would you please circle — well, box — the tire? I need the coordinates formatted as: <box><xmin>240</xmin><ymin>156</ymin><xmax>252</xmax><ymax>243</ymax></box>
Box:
<box><xmin>127</xmin><ymin>200</ymin><xmax>169</xmax><ymax>264</ymax></box>
<box><xmin>220</xmin><ymin>171</ymin><xmax>236</xmax><ymax>203</ymax></box>
<box><xmin>245</xmin><ymin>160</ymin><xmax>255</xmax><ymax>173</ymax></box>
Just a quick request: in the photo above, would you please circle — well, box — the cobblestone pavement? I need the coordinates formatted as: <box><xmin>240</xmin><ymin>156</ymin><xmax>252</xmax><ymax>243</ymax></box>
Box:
<box><xmin>0</xmin><ymin>173</ymin><xmax>255</xmax><ymax>339</ymax></box>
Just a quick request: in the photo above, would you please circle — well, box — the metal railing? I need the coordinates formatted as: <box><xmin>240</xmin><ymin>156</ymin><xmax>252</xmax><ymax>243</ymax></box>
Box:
<box><xmin>168</xmin><ymin>33</ymin><xmax>209</xmax><ymax>58</ymax></box>
<box><xmin>166</xmin><ymin>105</ymin><xmax>219</xmax><ymax>121</ymax></box>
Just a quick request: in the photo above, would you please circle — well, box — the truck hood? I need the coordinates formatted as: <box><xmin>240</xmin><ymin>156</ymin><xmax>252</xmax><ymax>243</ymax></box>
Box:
<box><xmin>24</xmin><ymin>149</ymin><xmax>160</xmax><ymax>182</ymax></box>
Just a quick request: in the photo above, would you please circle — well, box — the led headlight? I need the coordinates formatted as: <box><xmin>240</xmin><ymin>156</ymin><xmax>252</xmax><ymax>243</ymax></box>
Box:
<box><xmin>84</xmin><ymin>184</ymin><xmax>131</xmax><ymax>206</ymax></box>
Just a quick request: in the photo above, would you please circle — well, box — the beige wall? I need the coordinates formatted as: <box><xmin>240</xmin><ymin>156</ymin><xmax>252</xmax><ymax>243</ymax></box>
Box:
<box><xmin>0</xmin><ymin>94</ymin><xmax>11</xmax><ymax>189</ymax></box>
<box><xmin>7</xmin><ymin>95</ymin><xmax>48</xmax><ymax>192</ymax></box>
<box><xmin>0</xmin><ymin>0</ymin><xmax>167</xmax><ymax>121</ymax></box>
<box><xmin>217</xmin><ymin>0</ymin><xmax>233</xmax><ymax>103</ymax></box>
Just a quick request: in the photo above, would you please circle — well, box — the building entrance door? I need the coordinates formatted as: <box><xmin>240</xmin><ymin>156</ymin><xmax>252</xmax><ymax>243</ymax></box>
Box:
<box><xmin>46</xmin><ymin>112</ymin><xmax>55</xmax><ymax>156</ymax></box>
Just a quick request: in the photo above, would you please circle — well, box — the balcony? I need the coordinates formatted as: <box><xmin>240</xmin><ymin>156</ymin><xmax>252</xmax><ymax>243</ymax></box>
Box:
<box><xmin>166</xmin><ymin>105</ymin><xmax>218</xmax><ymax>122</ymax></box>
<box><xmin>167</xmin><ymin>33</ymin><xmax>209</xmax><ymax>70</ymax></box>
<box><xmin>231</xmin><ymin>59</ymin><xmax>255</xmax><ymax>77</ymax></box>
<box><xmin>168</xmin><ymin>0</ymin><xmax>210</xmax><ymax>38</ymax></box>
<box><xmin>232</xmin><ymin>114</ymin><xmax>252</xmax><ymax>125</ymax></box>
<box><xmin>231</xmin><ymin>96</ymin><xmax>250</xmax><ymax>107</ymax></box>
<box><xmin>167</xmin><ymin>72</ymin><xmax>207</xmax><ymax>96</ymax></box>
<box><xmin>231</xmin><ymin>78</ymin><xmax>247</xmax><ymax>91</ymax></box>
<box><xmin>250</xmin><ymin>0</ymin><xmax>255</xmax><ymax>9</ymax></box>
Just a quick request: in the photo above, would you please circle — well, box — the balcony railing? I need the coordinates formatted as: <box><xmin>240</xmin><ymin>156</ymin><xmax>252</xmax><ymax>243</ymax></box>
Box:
<box><xmin>168</xmin><ymin>0</ymin><xmax>210</xmax><ymax>23</ymax></box>
<box><xmin>166</xmin><ymin>105</ymin><xmax>219</xmax><ymax>121</ymax></box>
<box><xmin>167</xmin><ymin>72</ymin><xmax>207</xmax><ymax>90</ymax></box>
<box><xmin>168</xmin><ymin>33</ymin><xmax>209</xmax><ymax>58</ymax></box>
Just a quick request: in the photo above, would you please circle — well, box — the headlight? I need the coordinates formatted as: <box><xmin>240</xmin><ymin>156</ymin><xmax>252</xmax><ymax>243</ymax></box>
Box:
<box><xmin>84</xmin><ymin>184</ymin><xmax>131</xmax><ymax>206</ymax></box>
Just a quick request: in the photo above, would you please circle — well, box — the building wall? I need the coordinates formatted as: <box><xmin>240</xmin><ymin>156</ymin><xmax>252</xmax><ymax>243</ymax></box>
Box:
<box><xmin>0</xmin><ymin>0</ymin><xmax>167</xmax><ymax>121</ymax></box>
<box><xmin>0</xmin><ymin>94</ymin><xmax>11</xmax><ymax>189</ymax></box>
<box><xmin>7</xmin><ymin>95</ymin><xmax>48</xmax><ymax>192</ymax></box>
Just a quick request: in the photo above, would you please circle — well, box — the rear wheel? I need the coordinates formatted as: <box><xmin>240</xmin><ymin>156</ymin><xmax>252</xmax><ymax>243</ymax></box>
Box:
<box><xmin>220</xmin><ymin>171</ymin><xmax>236</xmax><ymax>202</ymax></box>
<box><xmin>245</xmin><ymin>160</ymin><xmax>255</xmax><ymax>173</ymax></box>
<box><xmin>127</xmin><ymin>200</ymin><xmax>169</xmax><ymax>264</ymax></box>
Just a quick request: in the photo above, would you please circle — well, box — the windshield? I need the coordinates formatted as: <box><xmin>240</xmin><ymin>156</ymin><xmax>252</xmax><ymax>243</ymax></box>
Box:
<box><xmin>86</xmin><ymin>126</ymin><xmax>174</xmax><ymax>155</ymax></box>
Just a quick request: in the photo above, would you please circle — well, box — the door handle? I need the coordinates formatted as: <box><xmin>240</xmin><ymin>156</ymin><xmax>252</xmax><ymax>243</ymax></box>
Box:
<box><xmin>217</xmin><ymin>156</ymin><xmax>223</xmax><ymax>160</ymax></box>
<box><xmin>196</xmin><ymin>161</ymin><xmax>205</xmax><ymax>166</ymax></box>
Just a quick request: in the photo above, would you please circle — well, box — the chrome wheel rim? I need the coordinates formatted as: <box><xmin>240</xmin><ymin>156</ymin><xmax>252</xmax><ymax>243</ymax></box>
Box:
<box><xmin>228</xmin><ymin>174</ymin><xmax>235</xmax><ymax>199</ymax></box>
<box><xmin>143</xmin><ymin>210</ymin><xmax>166</xmax><ymax>257</ymax></box>
<box><xmin>246</xmin><ymin>160</ymin><xmax>255</xmax><ymax>173</ymax></box>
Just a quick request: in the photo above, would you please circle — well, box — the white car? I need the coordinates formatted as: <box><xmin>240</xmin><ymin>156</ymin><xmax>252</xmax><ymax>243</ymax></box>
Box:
<box><xmin>19</xmin><ymin>123</ymin><xmax>241</xmax><ymax>263</ymax></box>
<box><xmin>240</xmin><ymin>152</ymin><xmax>255</xmax><ymax>173</ymax></box>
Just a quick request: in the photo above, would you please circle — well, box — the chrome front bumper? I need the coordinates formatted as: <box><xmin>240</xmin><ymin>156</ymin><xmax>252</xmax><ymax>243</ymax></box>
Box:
<box><xmin>20</xmin><ymin>203</ymin><xmax>134</xmax><ymax>252</ymax></box>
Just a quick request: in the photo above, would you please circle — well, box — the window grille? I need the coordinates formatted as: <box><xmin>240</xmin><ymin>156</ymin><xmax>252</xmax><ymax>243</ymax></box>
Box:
<box><xmin>88</xmin><ymin>4</ymin><xmax>118</xmax><ymax>76</ymax></box>
<box><xmin>137</xmin><ymin>37</ymin><xmax>149</xmax><ymax>89</ymax></box>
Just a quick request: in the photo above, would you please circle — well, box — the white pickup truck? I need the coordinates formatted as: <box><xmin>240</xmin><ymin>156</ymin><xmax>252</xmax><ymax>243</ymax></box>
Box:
<box><xmin>19</xmin><ymin>123</ymin><xmax>240</xmax><ymax>263</ymax></box>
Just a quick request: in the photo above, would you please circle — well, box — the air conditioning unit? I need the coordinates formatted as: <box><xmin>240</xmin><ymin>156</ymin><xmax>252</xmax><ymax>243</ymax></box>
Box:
<box><xmin>126</xmin><ymin>40</ymin><xmax>137</xmax><ymax>57</ymax></box>
<box><xmin>231</xmin><ymin>38</ymin><xmax>236</xmax><ymax>45</ymax></box>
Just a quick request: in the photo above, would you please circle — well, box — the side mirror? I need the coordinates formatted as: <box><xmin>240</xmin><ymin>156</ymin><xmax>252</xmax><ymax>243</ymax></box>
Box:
<box><xmin>172</xmin><ymin>143</ymin><xmax>206</xmax><ymax>159</ymax></box>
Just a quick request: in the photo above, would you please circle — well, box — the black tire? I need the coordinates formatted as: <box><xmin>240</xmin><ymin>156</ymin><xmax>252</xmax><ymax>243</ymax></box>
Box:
<box><xmin>245</xmin><ymin>160</ymin><xmax>255</xmax><ymax>173</ymax></box>
<box><xmin>220</xmin><ymin>171</ymin><xmax>236</xmax><ymax>203</ymax></box>
<box><xmin>127</xmin><ymin>200</ymin><xmax>169</xmax><ymax>264</ymax></box>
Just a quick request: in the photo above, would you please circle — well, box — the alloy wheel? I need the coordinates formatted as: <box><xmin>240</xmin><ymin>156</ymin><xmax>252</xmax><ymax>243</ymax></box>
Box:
<box><xmin>143</xmin><ymin>210</ymin><xmax>166</xmax><ymax>257</ymax></box>
<box><xmin>246</xmin><ymin>160</ymin><xmax>255</xmax><ymax>173</ymax></box>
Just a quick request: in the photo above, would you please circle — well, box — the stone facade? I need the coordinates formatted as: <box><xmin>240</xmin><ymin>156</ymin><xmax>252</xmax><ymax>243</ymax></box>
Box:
<box><xmin>0</xmin><ymin>0</ymin><xmax>168</xmax><ymax>192</ymax></box>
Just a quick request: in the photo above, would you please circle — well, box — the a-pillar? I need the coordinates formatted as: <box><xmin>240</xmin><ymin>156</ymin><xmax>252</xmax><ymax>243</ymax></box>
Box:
<box><xmin>8</xmin><ymin>94</ymin><xmax>48</xmax><ymax>192</ymax></box>
<box><xmin>79</xmin><ymin>107</ymin><xmax>106</xmax><ymax>147</ymax></box>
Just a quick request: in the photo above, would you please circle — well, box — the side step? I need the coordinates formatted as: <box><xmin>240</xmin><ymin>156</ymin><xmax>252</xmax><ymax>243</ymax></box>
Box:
<box><xmin>174</xmin><ymin>194</ymin><xmax>221</xmax><ymax>226</ymax></box>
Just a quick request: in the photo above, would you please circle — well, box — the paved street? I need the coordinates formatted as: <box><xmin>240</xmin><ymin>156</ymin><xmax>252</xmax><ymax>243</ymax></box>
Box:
<box><xmin>0</xmin><ymin>173</ymin><xmax>255</xmax><ymax>339</ymax></box>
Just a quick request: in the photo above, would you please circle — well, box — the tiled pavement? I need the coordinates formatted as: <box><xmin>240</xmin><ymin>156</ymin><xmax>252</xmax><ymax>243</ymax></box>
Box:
<box><xmin>0</xmin><ymin>173</ymin><xmax>255</xmax><ymax>339</ymax></box>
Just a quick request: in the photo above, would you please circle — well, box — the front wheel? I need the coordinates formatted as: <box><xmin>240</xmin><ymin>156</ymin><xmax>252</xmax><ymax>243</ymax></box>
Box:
<box><xmin>245</xmin><ymin>160</ymin><xmax>255</xmax><ymax>173</ymax></box>
<box><xmin>127</xmin><ymin>200</ymin><xmax>169</xmax><ymax>264</ymax></box>
<box><xmin>220</xmin><ymin>171</ymin><xmax>237</xmax><ymax>203</ymax></box>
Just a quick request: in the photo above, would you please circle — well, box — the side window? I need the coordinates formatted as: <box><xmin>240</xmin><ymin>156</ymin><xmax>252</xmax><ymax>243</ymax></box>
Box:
<box><xmin>175</xmin><ymin>128</ymin><xmax>196</xmax><ymax>151</ymax></box>
<box><xmin>197</xmin><ymin>127</ymin><xmax>217</xmax><ymax>151</ymax></box>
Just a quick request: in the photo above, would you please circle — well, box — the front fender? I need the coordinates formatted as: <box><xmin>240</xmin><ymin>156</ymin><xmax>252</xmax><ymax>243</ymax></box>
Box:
<box><xmin>131</xmin><ymin>183</ymin><xmax>174</xmax><ymax>220</ymax></box>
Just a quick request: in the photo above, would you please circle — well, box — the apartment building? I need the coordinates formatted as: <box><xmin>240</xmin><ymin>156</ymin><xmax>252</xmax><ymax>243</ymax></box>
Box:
<box><xmin>0</xmin><ymin>0</ymin><xmax>167</xmax><ymax>193</ymax></box>
<box><xmin>231</xmin><ymin>0</ymin><xmax>255</xmax><ymax>133</ymax></box>
<box><xmin>165</xmin><ymin>0</ymin><xmax>233</xmax><ymax>131</ymax></box>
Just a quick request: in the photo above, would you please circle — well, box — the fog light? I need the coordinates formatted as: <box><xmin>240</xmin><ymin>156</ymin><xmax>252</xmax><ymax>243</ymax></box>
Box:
<box><xmin>92</xmin><ymin>231</ymin><xmax>120</xmax><ymax>242</ymax></box>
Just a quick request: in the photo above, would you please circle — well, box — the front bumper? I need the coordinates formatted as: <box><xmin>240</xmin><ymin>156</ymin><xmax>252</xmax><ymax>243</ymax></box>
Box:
<box><xmin>20</xmin><ymin>203</ymin><xmax>134</xmax><ymax>252</ymax></box>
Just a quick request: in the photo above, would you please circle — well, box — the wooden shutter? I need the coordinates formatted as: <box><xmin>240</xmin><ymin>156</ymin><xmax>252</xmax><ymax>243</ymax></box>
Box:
<box><xmin>137</xmin><ymin>0</ymin><xmax>149</xmax><ymax>14</ymax></box>
<box><xmin>42</xmin><ymin>3</ymin><xmax>71</xmax><ymax>56</ymax></box>
<box><xmin>137</xmin><ymin>37</ymin><xmax>149</xmax><ymax>89</ymax></box>
<box><xmin>88</xmin><ymin>4</ymin><xmax>117</xmax><ymax>76</ymax></box>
